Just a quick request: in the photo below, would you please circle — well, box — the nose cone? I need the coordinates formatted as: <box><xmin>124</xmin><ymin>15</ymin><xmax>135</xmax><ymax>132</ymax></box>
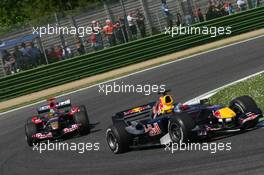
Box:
<box><xmin>215</xmin><ymin>107</ymin><xmax>236</xmax><ymax>119</ymax></box>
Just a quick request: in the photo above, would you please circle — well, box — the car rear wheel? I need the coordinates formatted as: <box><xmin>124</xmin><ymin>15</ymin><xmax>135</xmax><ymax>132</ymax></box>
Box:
<box><xmin>106</xmin><ymin>122</ymin><xmax>131</xmax><ymax>154</ymax></box>
<box><xmin>168</xmin><ymin>113</ymin><xmax>195</xmax><ymax>144</ymax></box>
<box><xmin>25</xmin><ymin>122</ymin><xmax>38</xmax><ymax>146</ymax></box>
<box><xmin>74</xmin><ymin>105</ymin><xmax>90</xmax><ymax>135</ymax></box>
<box><xmin>26</xmin><ymin>117</ymin><xmax>33</xmax><ymax>124</ymax></box>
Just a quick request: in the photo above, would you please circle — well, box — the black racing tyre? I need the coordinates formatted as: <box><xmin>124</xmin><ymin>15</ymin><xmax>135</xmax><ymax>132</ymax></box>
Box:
<box><xmin>26</xmin><ymin>117</ymin><xmax>33</xmax><ymax>124</ymax></box>
<box><xmin>229</xmin><ymin>95</ymin><xmax>258</xmax><ymax>114</ymax></box>
<box><xmin>230</xmin><ymin>96</ymin><xmax>259</xmax><ymax>129</ymax></box>
<box><xmin>74</xmin><ymin>105</ymin><xmax>90</xmax><ymax>135</ymax></box>
<box><xmin>25</xmin><ymin>122</ymin><xmax>38</xmax><ymax>146</ymax></box>
<box><xmin>106</xmin><ymin>122</ymin><xmax>131</xmax><ymax>154</ymax></box>
<box><xmin>168</xmin><ymin>113</ymin><xmax>195</xmax><ymax>144</ymax></box>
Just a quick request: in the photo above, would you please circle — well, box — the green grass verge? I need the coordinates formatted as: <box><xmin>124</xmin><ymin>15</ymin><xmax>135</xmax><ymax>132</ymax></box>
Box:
<box><xmin>210</xmin><ymin>73</ymin><xmax>264</xmax><ymax>121</ymax></box>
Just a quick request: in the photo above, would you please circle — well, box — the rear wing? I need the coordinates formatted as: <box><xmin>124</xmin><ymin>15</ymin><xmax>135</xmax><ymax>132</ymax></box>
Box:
<box><xmin>113</xmin><ymin>102</ymin><xmax>155</xmax><ymax>123</ymax></box>
<box><xmin>37</xmin><ymin>99</ymin><xmax>71</xmax><ymax>114</ymax></box>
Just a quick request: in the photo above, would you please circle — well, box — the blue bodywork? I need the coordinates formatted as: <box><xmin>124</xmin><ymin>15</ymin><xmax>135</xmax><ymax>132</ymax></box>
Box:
<box><xmin>112</xmin><ymin>99</ymin><xmax>262</xmax><ymax>146</ymax></box>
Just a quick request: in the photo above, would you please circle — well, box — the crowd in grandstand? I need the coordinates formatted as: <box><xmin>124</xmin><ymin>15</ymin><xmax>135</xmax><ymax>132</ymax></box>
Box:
<box><xmin>2</xmin><ymin>42</ymin><xmax>42</xmax><ymax>75</ymax></box>
<box><xmin>0</xmin><ymin>0</ymin><xmax>257</xmax><ymax>75</ymax></box>
<box><xmin>162</xmin><ymin>0</ymin><xmax>248</xmax><ymax>27</ymax></box>
<box><xmin>44</xmin><ymin>9</ymin><xmax>146</xmax><ymax>63</ymax></box>
<box><xmin>45</xmin><ymin>44</ymin><xmax>73</xmax><ymax>63</ymax></box>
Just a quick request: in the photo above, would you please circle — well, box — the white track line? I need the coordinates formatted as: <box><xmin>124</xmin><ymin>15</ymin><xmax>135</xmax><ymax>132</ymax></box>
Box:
<box><xmin>1</xmin><ymin>35</ymin><xmax>263</xmax><ymax>115</ymax></box>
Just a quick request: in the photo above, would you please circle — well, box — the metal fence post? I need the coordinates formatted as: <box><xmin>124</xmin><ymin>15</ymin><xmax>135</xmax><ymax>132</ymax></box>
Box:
<box><xmin>187</xmin><ymin>0</ymin><xmax>195</xmax><ymax>22</ymax></box>
<box><xmin>156</xmin><ymin>12</ymin><xmax>163</xmax><ymax>32</ymax></box>
<box><xmin>138</xmin><ymin>0</ymin><xmax>154</xmax><ymax>35</ymax></box>
<box><xmin>180</xmin><ymin>0</ymin><xmax>195</xmax><ymax>25</ymax></box>
<box><xmin>54</xmin><ymin>12</ymin><xmax>66</xmax><ymax>49</ymax></box>
<box><xmin>119</xmin><ymin>0</ymin><xmax>132</xmax><ymax>41</ymax></box>
<box><xmin>246</xmin><ymin>0</ymin><xmax>253</xmax><ymax>9</ymax></box>
<box><xmin>102</xmin><ymin>0</ymin><xmax>115</xmax><ymax>22</ymax></box>
<box><xmin>37</xmin><ymin>36</ymin><xmax>49</xmax><ymax>64</ymax></box>
<box><xmin>70</xmin><ymin>16</ymin><xmax>87</xmax><ymax>53</ymax></box>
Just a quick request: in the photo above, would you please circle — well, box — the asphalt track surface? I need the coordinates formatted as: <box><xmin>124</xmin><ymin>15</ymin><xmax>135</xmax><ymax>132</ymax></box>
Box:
<box><xmin>1</xmin><ymin>36</ymin><xmax>264</xmax><ymax>175</ymax></box>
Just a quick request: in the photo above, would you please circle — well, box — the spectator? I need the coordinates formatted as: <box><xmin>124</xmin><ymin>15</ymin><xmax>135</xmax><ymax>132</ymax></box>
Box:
<box><xmin>184</xmin><ymin>15</ymin><xmax>193</xmax><ymax>25</ymax></box>
<box><xmin>76</xmin><ymin>41</ymin><xmax>85</xmax><ymax>55</ymax></box>
<box><xmin>206</xmin><ymin>5</ymin><xmax>214</xmax><ymax>20</ymax></box>
<box><xmin>62</xmin><ymin>44</ymin><xmax>72</xmax><ymax>59</ymax></box>
<box><xmin>224</xmin><ymin>2</ymin><xmax>235</xmax><ymax>15</ymax></box>
<box><xmin>206</xmin><ymin>4</ymin><xmax>223</xmax><ymax>20</ymax></box>
<box><xmin>54</xmin><ymin>45</ymin><xmax>63</xmax><ymax>61</ymax></box>
<box><xmin>237</xmin><ymin>0</ymin><xmax>247</xmax><ymax>11</ymax></box>
<box><xmin>196</xmin><ymin>8</ymin><xmax>205</xmax><ymax>22</ymax></box>
<box><xmin>2</xmin><ymin>49</ymin><xmax>17</xmax><ymax>74</ymax></box>
<box><xmin>89</xmin><ymin>32</ymin><xmax>97</xmax><ymax>51</ymax></box>
<box><xmin>217</xmin><ymin>2</ymin><xmax>229</xmax><ymax>16</ymax></box>
<box><xmin>115</xmin><ymin>22</ymin><xmax>125</xmax><ymax>44</ymax></box>
<box><xmin>46</xmin><ymin>48</ymin><xmax>52</xmax><ymax>59</ymax></box>
<box><xmin>45</xmin><ymin>48</ymin><xmax>50</xmax><ymax>59</ymax></box>
<box><xmin>2</xmin><ymin>50</ymin><xmax>11</xmax><ymax>63</ymax></box>
<box><xmin>29</xmin><ymin>42</ymin><xmax>41</xmax><ymax>67</ymax></box>
<box><xmin>13</xmin><ymin>46</ymin><xmax>22</xmax><ymax>71</ymax></box>
<box><xmin>47</xmin><ymin>47</ymin><xmax>57</xmax><ymax>63</ymax></box>
<box><xmin>9</xmin><ymin>55</ymin><xmax>17</xmax><ymax>73</ymax></box>
<box><xmin>2</xmin><ymin>50</ymin><xmax>11</xmax><ymax>74</ymax></box>
<box><xmin>135</xmin><ymin>9</ymin><xmax>146</xmax><ymax>38</ymax></box>
<box><xmin>3</xmin><ymin>59</ymin><xmax>12</xmax><ymax>75</ymax></box>
<box><xmin>127</xmin><ymin>12</ymin><xmax>138</xmax><ymax>40</ymax></box>
<box><xmin>161</xmin><ymin>0</ymin><xmax>173</xmax><ymax>28</ymax></box>
<box><xmin>90</xmin><ymin>20</ymin><xmax>103</xmax><ymax>51</ymax></box>
<box><xmin>117</xmin><ymin>16</ymin><xmax>129</xmax><ymax>42</ymax></box>
<box><xmin>20</xmin><ymin>42</ymin><xmax>31</xmax><ymax>70</ymax></box>
<box><xmin>103</xmin><ymin>19</ymin><xmax>117</xmax><ymax>47</ymax></box>
<box><xmin>176</xmin><ymin>13</ymin><xmax>182</xmax><ymax>26</ymax></box>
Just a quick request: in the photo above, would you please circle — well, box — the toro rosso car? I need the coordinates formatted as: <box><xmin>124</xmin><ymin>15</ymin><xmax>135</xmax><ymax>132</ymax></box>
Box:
<box><xmin>25</xmin><ymin>98</ymin><xmax>90</xmax><ymax>146</ymax></box>
<box><xmin>106</xmin><ymin>90</ymin><xmax>262</xmax><ymax>154</ymax></box>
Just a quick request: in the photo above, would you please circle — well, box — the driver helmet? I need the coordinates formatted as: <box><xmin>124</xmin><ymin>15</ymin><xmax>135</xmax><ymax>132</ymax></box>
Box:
<box><xmin>159</xmin><ymin>95</ymin><xmax>174</xmax><ymax>114</ymax></box>
<box><xmin>47</xmin><ymin>98</ymin><xmax>57</xmax><ymax>118</ymax></box>
<box><xmin>48</xmin><ymin>109</ymin><xmax>55</xmax><ymax>118</ymax></box>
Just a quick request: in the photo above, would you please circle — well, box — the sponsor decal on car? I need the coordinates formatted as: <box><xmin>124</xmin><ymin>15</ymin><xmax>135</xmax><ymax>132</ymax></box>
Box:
<box><xmin>241</xmin><ymin>112</ymin><xmax>259</xmax><ymax>124</ymax></box>
<box><xmin>144</xmin><ymin>123</ymin><xmax>161</xmax><ymax>136</ymax></box>
<box><xmin>123</xmin><ymin>105</ymin><xmax>151</xmax><ymax>116</ymax></box>
<box><xmin>63</xmin><ymin>124</ymin><xmax>78</xmax><ymax>134</ymax></box>
<box><xmin>33</xmin><ymin>132</ymin><xmax>53</xmax><ymax>139</ymax></box>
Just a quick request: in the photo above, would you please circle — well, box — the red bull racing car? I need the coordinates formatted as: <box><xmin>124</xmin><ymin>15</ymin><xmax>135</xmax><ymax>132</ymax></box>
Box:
<box><xmin>106</xmin><ymin>91</ymin><xmax>262</xmax><ymax>154</ymax></box>
<box><xmin>25</xmin><ymin>98</ymin><xmax>90</xmax><ymax>146</ymax></box>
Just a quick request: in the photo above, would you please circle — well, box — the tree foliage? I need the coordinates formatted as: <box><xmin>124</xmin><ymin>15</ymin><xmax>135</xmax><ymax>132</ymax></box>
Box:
<box><xmin>0</xmin><ymin>0</ymin><xmax>102</xmax><ymax>31</ymax></box>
